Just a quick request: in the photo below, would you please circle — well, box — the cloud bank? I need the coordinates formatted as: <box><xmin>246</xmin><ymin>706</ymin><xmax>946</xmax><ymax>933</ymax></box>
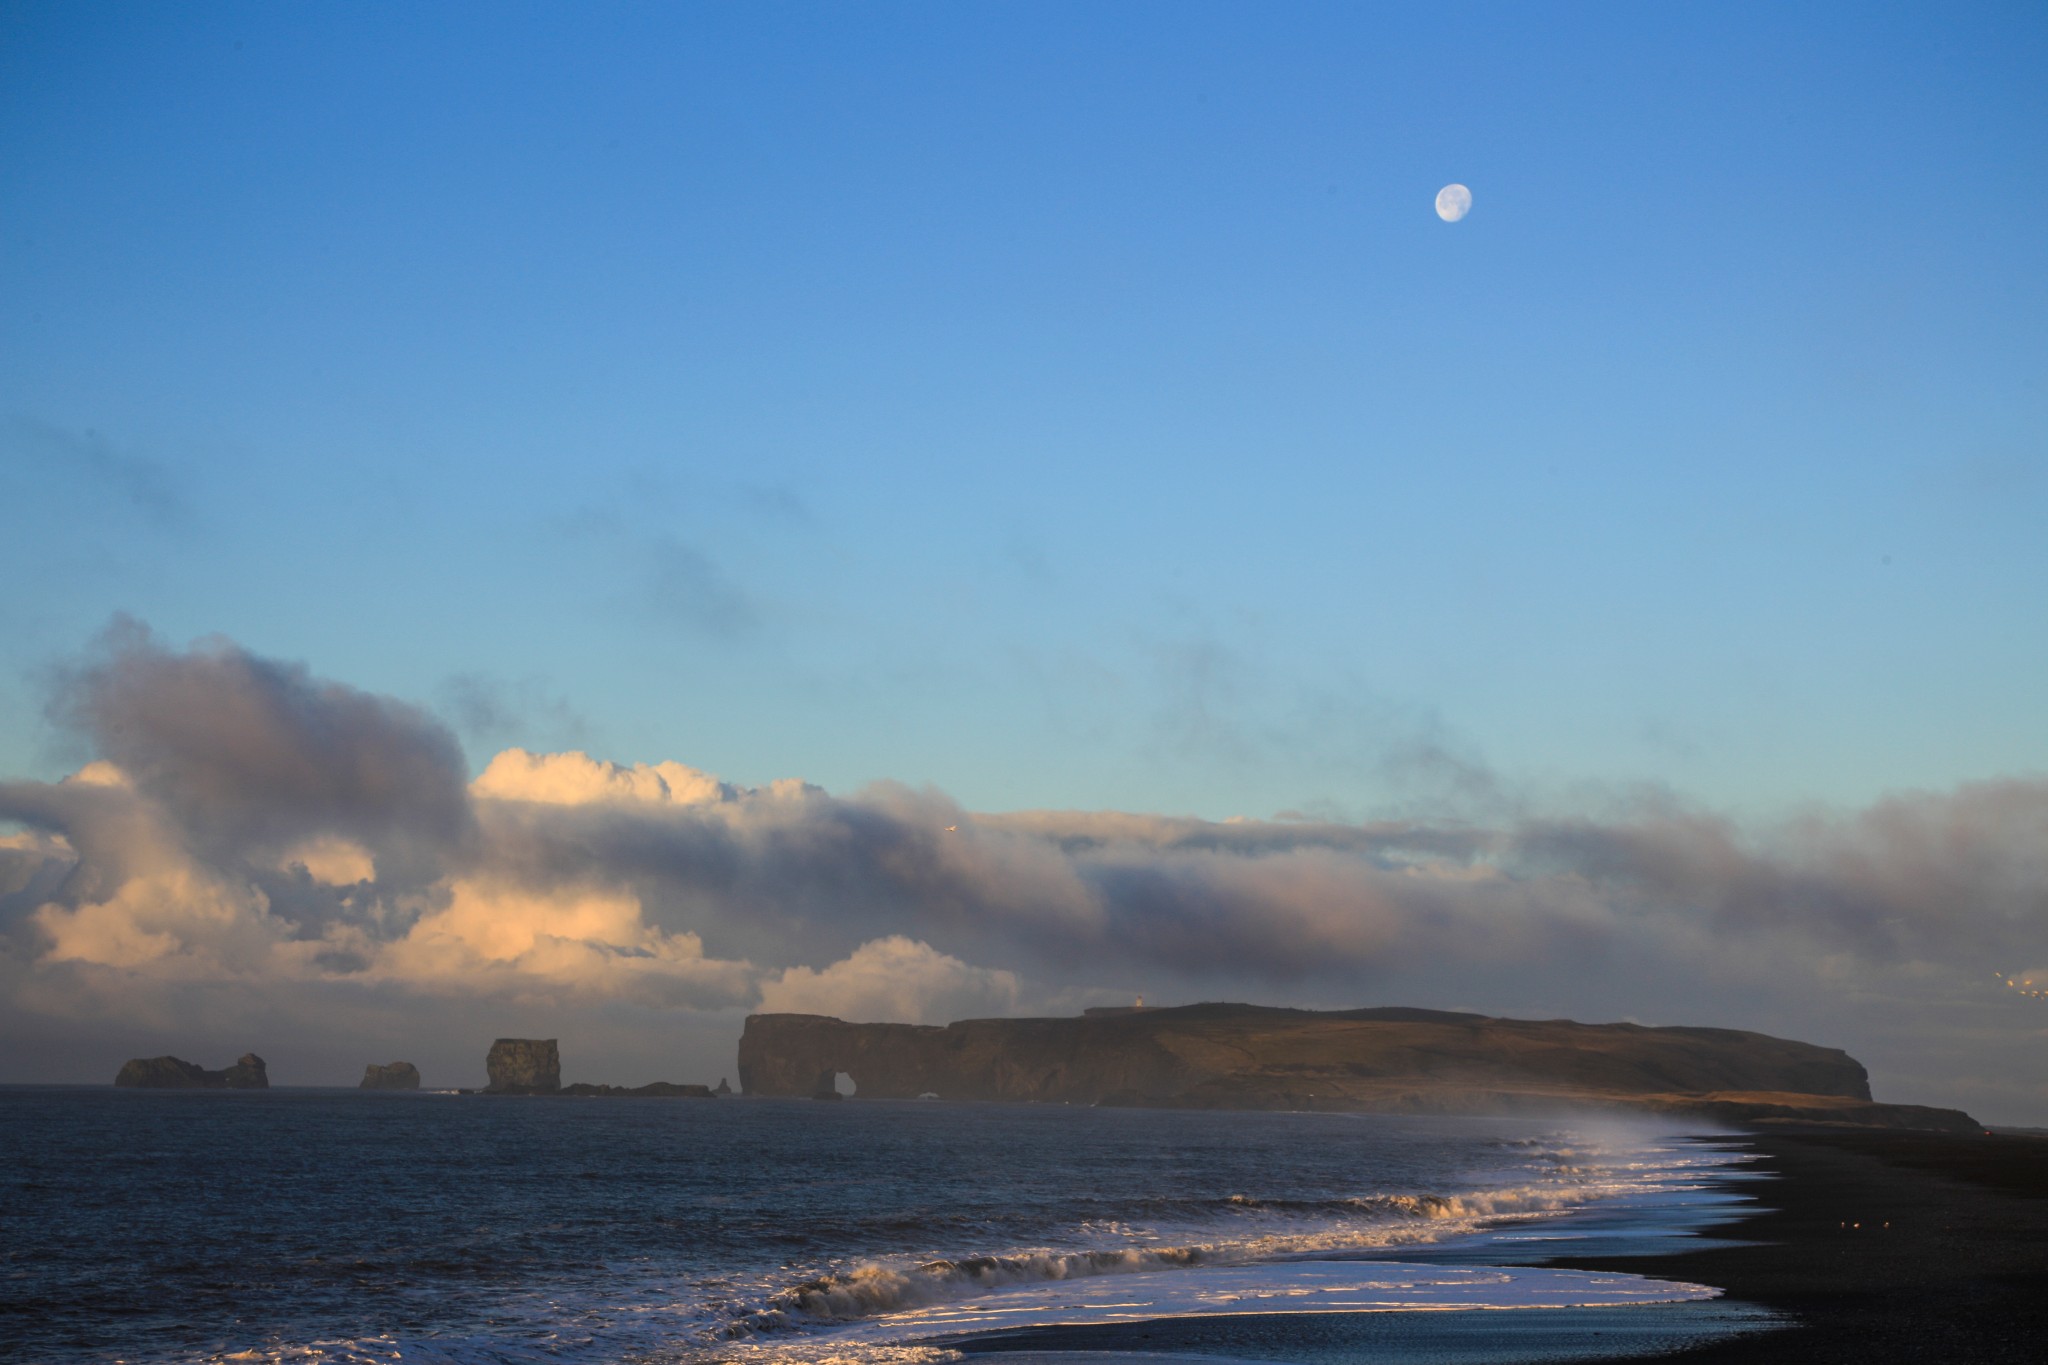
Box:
<box><xmin>2</xmin><ymin>625</ymin><xmax>2044</xmax><ymax>1117</ymax></box>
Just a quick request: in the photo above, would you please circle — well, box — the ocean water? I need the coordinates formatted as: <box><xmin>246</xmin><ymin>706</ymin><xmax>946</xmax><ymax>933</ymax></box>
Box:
<box><xmin>0</xmin><ymin>1088</ymin><xmax>1758</xmax><ymax>1365</ymax></box>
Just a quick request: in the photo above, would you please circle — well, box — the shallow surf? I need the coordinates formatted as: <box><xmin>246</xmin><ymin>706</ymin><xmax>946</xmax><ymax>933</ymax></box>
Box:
<box><xmin>0</xmin><ymin>1087</ymin><xmax>1761</xmax><ymax>1364</ymax></box>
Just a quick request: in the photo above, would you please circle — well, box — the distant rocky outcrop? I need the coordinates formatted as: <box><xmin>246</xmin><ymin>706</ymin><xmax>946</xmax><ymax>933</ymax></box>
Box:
<box><xmin>714</xmin><ymin>1077</ymin><xmax>732</xmax><ymax>1096</ymax></box>
<box><xmin>558</xmin><ymin>1081</ymin><xmax>715</xmax><ymax>1097</ymax></box>
<box><xmin>359</xmin><ymin>1061</ymin><xmax>421</xmax><ymax>1091</ymax></box>
<box><xmin>738</xmin><ymin>1004</ymin><xmax>1979</xmax><ymax>1133</ymax></box>
<box><xmin>485</xmin><ymin>1038</ymin><xmax>561</xmax><ymax>1093</ymax></box>
<box><xmin>114</xmin><ymin>1052</ymin><xmax>269</xmax><ymax>1089</ymax></box>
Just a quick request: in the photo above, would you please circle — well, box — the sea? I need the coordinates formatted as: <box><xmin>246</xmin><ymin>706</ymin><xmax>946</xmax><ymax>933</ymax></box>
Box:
<box><xmin>0</xmin><ymin>1088</ymin><xmax>1770</xmax><ymax>1365</ymax></box>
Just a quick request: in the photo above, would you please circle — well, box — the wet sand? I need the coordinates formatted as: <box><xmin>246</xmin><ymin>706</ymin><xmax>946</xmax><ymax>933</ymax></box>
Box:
<box><xmin>1558</xmin><ymin>1127</ymin><xmax>2048</xmax><ymax>1363</ymax></box>
<box><xmin>956</xmin><ymin>1127</ymin><xmax>2048</xmax><ymax>1365</ymax></box>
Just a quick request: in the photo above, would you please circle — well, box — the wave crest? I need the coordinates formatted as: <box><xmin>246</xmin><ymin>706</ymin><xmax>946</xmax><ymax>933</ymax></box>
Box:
<box><xmin>748</xmin><ymin>1246</ymin><xmax>1207</xmax><ymax>1330</ymax></box>
<box><xmin>725</xmin><ymin>1177</ymin><xmax>1639</xmax><ymax>1340</ymax></box>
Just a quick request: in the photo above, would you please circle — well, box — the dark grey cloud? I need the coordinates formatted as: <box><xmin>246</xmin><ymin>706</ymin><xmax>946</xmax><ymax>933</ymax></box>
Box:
<box><xmin>41</xmin><ymin>616</ymin><xmax>472</xmax><ymax>880</ymax></box>
<box><xmin>464</xmin><ymin>764</ymin><xmax>2048</xmax><ymax>998</ymax></box>
<box><xmin>1513</xmin><ymin>783</ymin><xmax>2048</xmax><ymax>968</ymax></box>
<box><xmin>3</xmin><ymin>625</ymin><xmax>2045</xmax><ymax>1116</ymax></box>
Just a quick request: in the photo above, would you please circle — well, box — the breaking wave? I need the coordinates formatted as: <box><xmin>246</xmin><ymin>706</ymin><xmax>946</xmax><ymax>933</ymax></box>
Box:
<box><xmin>755</xmin><ymin>1247</ymin><xmax>1208</xmax><ymax>1325</ymax></box>
<box><xmin>715</xmin><ymin>1174</ymin><xmax>1688</xmax><ymax>1342</ymax></box>
<box><xmin>19</xmin><ymin>1088</ymin><xmax>1753</xmax><ymax>1365</ymax></box>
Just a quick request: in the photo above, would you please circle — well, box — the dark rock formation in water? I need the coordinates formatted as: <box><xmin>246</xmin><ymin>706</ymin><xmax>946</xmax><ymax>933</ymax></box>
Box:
<box><xmin>738</xmin><ymin>1003</ymin><xmax>1978</xmax><ymax>1132</ymax></box>
<box><xmin>557</xmin><ymin>1081</ymin><xmax>716</xmax><ymax>1097</ymax></box>
<box><xmin>714</xmin><ymin>1077</ymin><xmax>732</xmax><ymax>1096</ymax></box>
<box><xmin>114</xmin><ymin>1052</ymin><xmax>269</xmax><ymax>1089</ymax></box>
<box><xmin>485</xmin><ymin>1038</ymin><xmax>560</xmax><ymax>1094</ymax></box>
<box><xmin>359</xmin><ymin>1061</ymin><xmax>421</xmax><ymax>1090</ymax></box>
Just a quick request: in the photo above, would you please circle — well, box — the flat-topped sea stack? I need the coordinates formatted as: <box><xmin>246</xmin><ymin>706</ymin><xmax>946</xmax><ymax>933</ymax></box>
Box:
<box><xmin>485</xmin><ymin>1038</ymin><xmax>561</xmax><ymax>1094</ymax></box>
<box><xmin>114</xmin><ymin>1052</ymin><xmax>269</xmax><ymax>1089</ymax></box>
<box><xmin>738</xmin><ymin>1004</ymin><xmax>1976</xmax><ymax>1132</ymax></box>
<box><xmin>360</xmin><ymin>1061</ymin><xmax>421</xmax><ymax>1090</ymax></box>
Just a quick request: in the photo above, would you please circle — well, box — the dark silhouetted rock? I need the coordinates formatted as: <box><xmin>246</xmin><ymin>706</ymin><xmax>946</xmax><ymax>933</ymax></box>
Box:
<box><xmin>737</xmin><ymin>1004</ymin><xmax>1978</xmax><ymax>1132</ymax></box>
<box><xmin>557</xmin><ymin>1081</ymin><xmax>716</xmax><ymax>1097</ymax></box>
<box><xmin>359</xmin><ymin>1061</ymin><xmax>421</xmax><ymax>1090</ymax></box>
<box><xmin>485</xmin><ymin>1038</ymin><xmax>560</xmax><ymax>1094</ymax></box>
<box><xmin>115</xmin><ymin>1056</ymin><xmax>207</xmax><ymax>1088</ymax></box>
<box><xmin>115</xmin><ymin>1052</ymin><xmax>269</xmax><ymax>1089</ymax></box>
<box><xmin>221</xmin><ymin>1053</ymin><xmax>268</xmax><ymax>1088</ymax></box>
<box><xmin>714</xmin><ymin>1077</ymin><xmax>732</xmax><ymax>1096</ymax></box>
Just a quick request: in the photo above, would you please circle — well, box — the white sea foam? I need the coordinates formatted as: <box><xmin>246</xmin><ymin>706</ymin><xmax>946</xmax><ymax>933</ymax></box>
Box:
<box><xmin>190</xmin><ymin>1121</ymin><xmax>1755</xmax><ymax>1365</ymax></box>
<box><xmin>710</xmin><ymin>1125</ymin><xmax>1754</xmax><ymax>1354</ymax></box>
<box><xmin>831</xmin><ymin>1260</ymin><xmax>1721</xmax><ymax>1340</ymax></box>
<box><xmin>720</xmin><ymin>1194</ymin><xmax>1553</xmax><ymax>1337</ymax></box>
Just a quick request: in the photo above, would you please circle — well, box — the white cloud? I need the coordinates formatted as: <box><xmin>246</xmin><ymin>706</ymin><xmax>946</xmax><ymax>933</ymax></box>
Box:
<box><xmin>6</xmin><ymin>620</ymin><xmax>2047</xmax><ymax>1116</ymax></box>
<box><xmin>472</xmin><ymin>747</ymin><xmax>735</xmax><ymax>806</ymax></box>
<box><xmin>277</xmin><ymin>837</ymin><xmax>375</xmax><ymax>885</ymax></box>
<box><xmin>375</xmin><ymin>876</ymin><xmax>757</xmax><ymax>1007</ymax></box>
<box><xmin>759</xmin><ymin>936</ymin><xmax>1021</xmax><ymax>1024</ymax></box>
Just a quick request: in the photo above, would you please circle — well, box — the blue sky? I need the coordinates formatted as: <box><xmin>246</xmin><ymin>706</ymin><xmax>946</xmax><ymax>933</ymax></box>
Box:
<box><xmin>4</xmin><ymin>0</ymin><xmax>2045</xmax><ymax>822</ymax></box>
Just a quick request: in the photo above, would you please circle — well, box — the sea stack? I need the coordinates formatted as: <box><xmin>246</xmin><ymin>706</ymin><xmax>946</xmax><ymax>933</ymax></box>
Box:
<box><xmin>114</xmin><ymin>1053</ymin><xmax>269</xmax><ymax>1089</ymax></box>
<box><xmin>485</xmin><ymin>1038</ymin><xmax>561</xmax><ymax>1094</ymax></box>
<box><xmin>359</xmin><ymin>1061</ymin><xmax>421</xmax><ymax>1090</ymax></box>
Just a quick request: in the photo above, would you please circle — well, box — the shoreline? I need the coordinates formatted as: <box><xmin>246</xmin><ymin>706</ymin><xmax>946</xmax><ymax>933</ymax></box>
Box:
<box><xmin>1552</xmin><ymin>1126</ymin><xmax>2048</xmax><ymax>1363</ymax></box>
<box><xmin>948</xmin><ymin>1125</ymin><xmax>2048</xmax><ymax>1365</ymax></box>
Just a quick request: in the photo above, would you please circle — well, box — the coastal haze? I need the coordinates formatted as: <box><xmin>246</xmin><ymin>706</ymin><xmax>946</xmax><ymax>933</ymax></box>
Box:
<box><xmin>1</xmin><ymin>10</ymin><xmax>2045</xmax><ymax>1116</ymax></box>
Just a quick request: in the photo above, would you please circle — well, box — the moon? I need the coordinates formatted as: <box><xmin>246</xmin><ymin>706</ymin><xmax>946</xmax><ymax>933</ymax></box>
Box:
<box><xmin>1435</xmin><ymin>183</ymin><xmax>1471</xmax><ymax>222</ymax></box>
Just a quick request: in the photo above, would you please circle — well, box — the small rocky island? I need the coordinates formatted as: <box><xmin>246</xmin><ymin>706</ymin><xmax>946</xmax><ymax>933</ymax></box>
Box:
<box><xmin>114</xmin><ymin>1053</ymin><xmax>269</xmax><ymax>1089</ymax></box>
<box><xmin>359</xmin><ymin>1061</ymin><xmax>421</xmax><ymax>1090</ymax></box>
<box><xmin>485</xmin><ymin>1038</ymin><xmax>562</xmax><ymax>1093</ymax></box>
<box><xmin>560</xmin><ymin>1081</ymin><xmax>715</xmax><ymax>1097</ymax></box>
<box><xmin>484</xmin><ymin>1038</ymin><xmax>715</xmax><ymax>1096</ymax></box>
<box><xmin>738</xmin><ymin>1003</ymin><xmax>1978</xmax><ymax>1131</ymax></box>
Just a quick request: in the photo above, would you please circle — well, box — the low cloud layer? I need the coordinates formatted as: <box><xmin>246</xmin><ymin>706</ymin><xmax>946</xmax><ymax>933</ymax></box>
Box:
<box><xmin>3</xmin><ymin>626</ymin><xmax>2044</xmax><ymax>1118</ymax></box>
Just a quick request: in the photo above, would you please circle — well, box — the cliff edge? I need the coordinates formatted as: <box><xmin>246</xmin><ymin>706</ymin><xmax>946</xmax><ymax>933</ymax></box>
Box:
<box><xmin>737</xmin><ymin>1004</ymin><xmax>1976</xmax><ymax>1132</ymax></box>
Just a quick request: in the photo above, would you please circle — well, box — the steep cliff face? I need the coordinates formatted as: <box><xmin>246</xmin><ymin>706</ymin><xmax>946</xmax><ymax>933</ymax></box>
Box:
<box><xmin>485</xmin><ymin>1038</ymin><xmax>561</xmax><ymax>1093</ymax></box>
<box><xmin>736</xmin><ymin>1004</ymin><xmax>1972</xmax><ymax>1130</ymax></box>
<box><xmin>114</xmin><ymin>1053</ymin><xmax>269</xmax><ymax>1089</ymax></box>
<box><xmin>738</xmin><ymin>1014</ymin><xmax>1199</xmax><ymax>1103</ymax></box>
<box><xmin>359</xmin><ymin>1061</ymin><xmax>421</xmax><ymax>1090</ymax></box>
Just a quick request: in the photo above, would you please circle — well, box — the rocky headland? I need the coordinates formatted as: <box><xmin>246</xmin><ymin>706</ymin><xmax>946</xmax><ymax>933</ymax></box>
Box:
<box><xmin>114</xmin><ymin>1052</ymin><xmax>269</xmax><ymax>1089</ymax></box>
<box><xmin>359</xmin><ymin>1061</ymin><xmax>421</xmax><ymax>1090</ymax></box>
<box><xmin>737</xmin><ymin>1003</ymin><xmax>1977</xmax><ymax>1131</ymax></box>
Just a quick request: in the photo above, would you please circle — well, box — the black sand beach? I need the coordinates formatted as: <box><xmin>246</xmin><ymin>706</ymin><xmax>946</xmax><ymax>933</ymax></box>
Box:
<box><xmin>957</xmin><ymin>1127</ymin><xmax>2048</xmax><ymax>1365</ymax></box>
<box><xmin>1569</xmin><ymin>1127</ymin><xmax>2048</xmax><ymax>1363</ymax></box>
